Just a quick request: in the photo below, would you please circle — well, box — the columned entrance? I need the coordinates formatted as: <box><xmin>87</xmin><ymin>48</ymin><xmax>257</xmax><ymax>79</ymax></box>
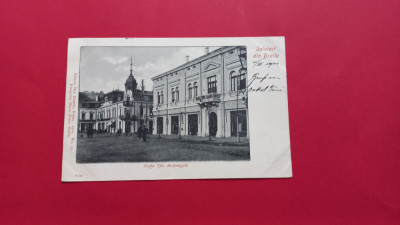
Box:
<box><xmin>209</xmin><ymin>112</ymin><xmax>217</xmax><ymax>137</ymax></box>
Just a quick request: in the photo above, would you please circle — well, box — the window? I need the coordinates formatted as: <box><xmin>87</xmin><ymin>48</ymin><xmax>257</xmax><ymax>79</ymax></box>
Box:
<box><xmin>157</xmin><ymin>92</ymin><xmax>160</xmax><ymax>104</ymax></box>
<box><xmin>119</xmin><ymin>107</ymin><xmax>121</xmax><ymax>116</ymax></box>
<box><xmin>171</xmin><ymin>88</ymin><xmax>175</xmax><ymax>102</ymax></box>
<box><xmin>207</xmin><ymin>76</ymin><xmax>217</xmax><ymax>93</ymax></box>
<box><xmin>90</xmin><ymin>113</ymin><xmax>94</xmax><ymax>120</ymax></box>
<box><xmin>193</xmin><ymin>82</ymin><xmax>198</xmax><ymax>97</ymax></box>
<box><xmin>161</xmin><ymin>91</ymin><xmax>164</xmax><ymax>104</ymax></box>
<box><xmin>140</xmin><ymin>105</ymin><xmax>143</xmax><ymax>116</ymax></box>
<box><xmin>127</xmin><ymin>95</ymin><xmax>130</xmax><ymax>102</ymax></box>
<box><xmin>230</xmin><ymin>71</ymin><xmax>238</xmax><ymax>91</ymax></box>
<box><xmin>188</xmin><ymin>83</ymin><xmax>192</xmax><ymax>99</ymax></box>
<box><xmin>82</xmin><ymin>112</ymin><xmax>86</xmax><ymax>120</ymax></box>
<box><xmin>176</xmin><ymin>87</ymin><xmax>179</xmax><ymax>101</ymax></box>
<box><xmin>239</xmin><ymin>69</ymin><xmax>247</xmax><ymax>90</ymax></box>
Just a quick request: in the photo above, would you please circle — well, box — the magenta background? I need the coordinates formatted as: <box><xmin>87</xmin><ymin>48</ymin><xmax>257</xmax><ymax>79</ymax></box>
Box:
<box><xmin>0</xmin><ymin>0</ymin><xmax>399</xmax><ymax>224</ymax></box>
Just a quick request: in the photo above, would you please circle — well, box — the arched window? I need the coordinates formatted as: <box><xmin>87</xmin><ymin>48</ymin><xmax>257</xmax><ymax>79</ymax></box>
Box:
<box><xmin>127</xmin><ymin>95</ymin><xmax>130</xmax><ymax>102</ymax></box>
<box><xmin>239</xmin><ymin>69</ymin><xmax>247</xmax><ymax>90</ymax></box>
<box><xmin>193</xmin><ymin>82</ymin><xmax>198</xmax><ymax>97</ymax></box>
<box><xmin>230</xmin><ymin>71</ymin><xmax>237</xmax><ymax>91</ymax></box>
<box><xmin>188</xmin><ymin>83</ymin><xmax>192</xmax><ymax>99</ymax></box>
<box><xmin>176</xmin><ymin>87</ymin><xmax>179</xmax><ymax>101</ymax></box>
<box><xmin>171</xmin><ymin>88</ymin><xmax>175</xmax><ymax>102</ymax></box>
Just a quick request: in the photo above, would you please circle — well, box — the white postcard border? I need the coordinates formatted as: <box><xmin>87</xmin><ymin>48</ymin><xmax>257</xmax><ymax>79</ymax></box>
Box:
<box><xmin>62</xmin><ymin>37</ymin><xmax>292</xmax><ymax>181</ymax></box>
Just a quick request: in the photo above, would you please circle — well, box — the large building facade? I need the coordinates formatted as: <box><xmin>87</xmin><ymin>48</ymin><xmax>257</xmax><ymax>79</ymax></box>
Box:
<box><xmin>78</xmin><ymin>59</ymin><xmax>153</xmax><ymax>134</ymax></box>
<box><xmin>151</xmin><ymin>46</ymin><xmax>248</xmax><ymax>138</ymax></box>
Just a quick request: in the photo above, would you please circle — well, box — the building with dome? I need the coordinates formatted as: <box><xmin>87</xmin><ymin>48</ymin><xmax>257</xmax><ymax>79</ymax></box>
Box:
<box><xmin>78</xmin><ymin>58</ymin><xmax>153</xmax><ymax>134</ymax></box>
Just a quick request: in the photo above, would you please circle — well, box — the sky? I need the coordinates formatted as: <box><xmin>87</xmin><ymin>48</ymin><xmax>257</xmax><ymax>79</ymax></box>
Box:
<box><xmin>79</xmin><ymin>46</ymin><xmax>220</xmax><ymax>93</ymax></box>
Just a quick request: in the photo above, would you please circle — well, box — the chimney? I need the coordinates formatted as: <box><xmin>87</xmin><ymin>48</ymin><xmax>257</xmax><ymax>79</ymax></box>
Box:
<box><xmin>205</xmin><ymin>47</ymin><xmax>209</xmax><ymax>54</ymax></box>
<box><xmin>185</xmin><ymin>55</ymin><xmax>190</xmax><ymax>62</ymax></box>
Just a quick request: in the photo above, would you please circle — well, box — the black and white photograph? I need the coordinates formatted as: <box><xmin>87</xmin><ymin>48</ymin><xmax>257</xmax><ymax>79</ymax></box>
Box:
<box><xmin>77</xmin><ymin>46</ymin><xmax>250</xmax><ymax>163</ymax></box>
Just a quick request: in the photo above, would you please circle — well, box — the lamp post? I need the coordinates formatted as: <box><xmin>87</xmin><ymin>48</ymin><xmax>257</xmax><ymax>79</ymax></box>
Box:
<box><xmin>179</xmin><ymin>111</ymin><xmax>182</xmax><ymax>139</ymax></box>
<box><xmin>236</xmin><ymin>46</ymin><xmax>247</xmax><ymax>143</ymax></box>
<box><xmin>155</xmin><ymin>105</ymin><xmax>161</xmax><ymax>138</ymax></box>
<box><xmin>236</xmin><ymin>77</ymin><xmax>240</xmax><ymax>143</ymax></box>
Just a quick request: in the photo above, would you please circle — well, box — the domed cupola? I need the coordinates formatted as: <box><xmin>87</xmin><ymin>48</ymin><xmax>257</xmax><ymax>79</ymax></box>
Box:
<box><xmin>125</xmin><ymin>57</ymin><xmax>137</xmax><ymax>92</ymax></box>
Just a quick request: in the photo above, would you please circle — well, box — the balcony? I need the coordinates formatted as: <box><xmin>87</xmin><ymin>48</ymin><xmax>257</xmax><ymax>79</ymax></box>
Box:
<box><xmin>195</xmin><ymin>93</ymin><xmax>221</xmax><ymax>103</ymax></box>
<box><xmin>97</xmin><ymin>117</ymin><xmax>110</xmax><ymax>121</ymax></box>
<box><xmin>80</xmin><ymin>119</ymin><xmax>96</xmax><ymax>122</ymax></box>
<box><xmin>123</xmin><ymin>100</ymin><xmax>134</xmax><ymax>106</ymax></box>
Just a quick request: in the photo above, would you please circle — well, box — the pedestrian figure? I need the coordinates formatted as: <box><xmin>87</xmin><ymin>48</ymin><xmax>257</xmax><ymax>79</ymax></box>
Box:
<box><xmin>137</xmin><ymin>125</ymin><xmax>143</xmax><ymax>139</ymax></box>
<box><xmin>143</xmin><ymin>125</ymin><xmax>147</xmax><ymax>142</ymax></box>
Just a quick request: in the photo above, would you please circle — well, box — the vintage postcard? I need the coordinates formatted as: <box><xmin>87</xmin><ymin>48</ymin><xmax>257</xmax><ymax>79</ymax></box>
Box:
<box><xmin>62</xmin><ymin>37</ymin><xmax>292</xmax><ymax>181</ymax></box>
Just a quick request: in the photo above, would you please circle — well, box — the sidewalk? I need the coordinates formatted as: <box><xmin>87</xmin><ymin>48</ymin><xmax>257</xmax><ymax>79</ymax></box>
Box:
<box><xmin>82</xmin><ymin>132</ymin><xmax>249</xmax><ymax>146</ymax></box>
<box><xmin>152</xmin><ymin>134</ymin><xmax>249</xmax><ymax>146</ymax></box>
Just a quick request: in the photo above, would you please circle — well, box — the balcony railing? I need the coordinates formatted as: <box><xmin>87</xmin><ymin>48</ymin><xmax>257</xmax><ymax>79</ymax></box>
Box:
<box><xmin>123</xmin><ymin>101</ymin><xmax>134</xmax><ymax>106</ymax></box>
<box><xmin>80</xmin><ymin>119</ymin><xmax>96</xmax><ymax>122</ymax></box>
<box><xmin>195</xmin><ymin>93</ymin><xmax>221</xmax><ymax>103</ymax></box>
<box><xmin>97</xmin><ymin>118</ymin><xmax>110</xmax><ymax>121</ymax></box>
